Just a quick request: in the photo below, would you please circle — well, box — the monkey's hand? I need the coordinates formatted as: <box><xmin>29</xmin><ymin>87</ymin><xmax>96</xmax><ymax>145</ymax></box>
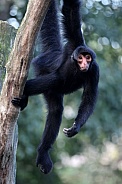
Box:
<box><xmin>11</xmin><ymin>95</ymin><xmax>28</xmax><ymax>111</ymax></box>
<box><xmin>63</xmin><ymin>122</ymin><xmax>80</xmax><ymax>138</ymax></box>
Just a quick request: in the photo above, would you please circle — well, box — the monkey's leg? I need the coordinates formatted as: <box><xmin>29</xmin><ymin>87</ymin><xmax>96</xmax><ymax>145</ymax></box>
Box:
<box><xmin>36</xmin><ymin>92</ymin><xmax>63</xmax><ymax>174</ymax></box>
<box><xmin>24</xmin><ymin>72</ymin><xmax>59</xmax><ymax>96</ymax></box>
<box><xmin>12</xmin><ymin>72</ymin><xmax>59</xmax><ymax>110</ymax></box>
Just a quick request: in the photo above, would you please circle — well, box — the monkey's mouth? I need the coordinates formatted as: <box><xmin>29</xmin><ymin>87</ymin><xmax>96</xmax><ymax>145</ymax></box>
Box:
<box><xmin>80</xmin><ymin>68</ymin><xmax>88</xmax><ymax>72</ymax></box>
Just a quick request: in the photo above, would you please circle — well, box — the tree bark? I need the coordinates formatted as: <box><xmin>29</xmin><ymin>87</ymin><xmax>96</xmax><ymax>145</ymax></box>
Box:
<box><xmin>0</xmin><ymin>0</ymin><xmax>51</xmax><ymax>183</ymax></box>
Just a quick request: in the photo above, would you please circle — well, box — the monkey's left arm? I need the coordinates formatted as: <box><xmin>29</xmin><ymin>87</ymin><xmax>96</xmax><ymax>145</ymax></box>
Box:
<box><xmin>63</xmin><ymin>62</ymin><xmax>99</xmax><ymax>137</ymax></box>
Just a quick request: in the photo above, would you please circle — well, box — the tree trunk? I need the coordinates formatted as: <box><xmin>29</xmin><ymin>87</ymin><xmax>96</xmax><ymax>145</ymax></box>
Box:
<box><xmin>0</xmin><ymin>0</ymin><xmax>51</xmax><ymax>183</ymax></box>
<box><xmin>0</xmin><ymin>20</ymin><xmax>17</xmax><ymax>184</ymax></box>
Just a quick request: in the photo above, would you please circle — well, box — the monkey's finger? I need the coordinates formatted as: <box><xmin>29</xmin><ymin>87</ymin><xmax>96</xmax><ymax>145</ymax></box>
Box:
<box><xmin>63</xmin><ymin>128</ymin><xmax>73</xmax><ymax>137</ymax></box>
<box><xmin>63</xmin><ymin>128</ymin><xmax>69</xmax><ymax>135</ymax></box>
<box><xmin>12</xmin><ymin>97</ymin><xmax>21</xmax><ymax>101</ymax></box>
<box><xmin>63</xmin><ymin>128</ymin><xmax>69</xmax><ymax>133</ymax></box>
<box><xmin>63</xmin><ymin>127</ymin><xmax>72</xmax><ymax>132</ymax></box>
<box><xmin>11</xmin><ymin>98</ymin><xmax>21</xmax><ymax>106</ymax></box>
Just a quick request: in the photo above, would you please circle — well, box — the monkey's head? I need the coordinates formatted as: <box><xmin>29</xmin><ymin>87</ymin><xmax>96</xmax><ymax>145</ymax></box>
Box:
<box><xmin>71</xmin><ymin>45</ymin><xmax>96</xmax><ymax>72</ymax></box>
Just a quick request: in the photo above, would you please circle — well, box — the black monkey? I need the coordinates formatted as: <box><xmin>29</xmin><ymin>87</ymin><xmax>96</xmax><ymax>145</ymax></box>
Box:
<box><xmin>12</xmin><ymin>0</ymin><xmax>99</xmax><ymax>174</ymax></box>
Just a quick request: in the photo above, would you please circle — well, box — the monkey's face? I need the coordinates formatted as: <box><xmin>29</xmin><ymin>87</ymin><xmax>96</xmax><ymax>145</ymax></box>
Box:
<box><xmin>71</xmin><ymin>45</ymin><xmax>96</xmax><ymax>72</ymax></box>
<box><xmin>77</xmin><ymin>53</ymin><xmax>92</xmax><ymax>72</ymax></box>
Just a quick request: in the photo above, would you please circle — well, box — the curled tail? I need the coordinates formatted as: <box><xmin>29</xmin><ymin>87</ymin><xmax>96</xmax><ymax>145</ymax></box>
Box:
<box><xmin>62</xmin><ymin>0</ymin><xmax>85</xmax><ymax>47</ymax></box>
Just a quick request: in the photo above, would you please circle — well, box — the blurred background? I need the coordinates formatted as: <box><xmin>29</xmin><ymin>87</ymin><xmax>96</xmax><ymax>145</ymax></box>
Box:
<box><xmin>0</xmin><ymin>0</ymin><xmax>122</xmax><ymax>183</ymax></box>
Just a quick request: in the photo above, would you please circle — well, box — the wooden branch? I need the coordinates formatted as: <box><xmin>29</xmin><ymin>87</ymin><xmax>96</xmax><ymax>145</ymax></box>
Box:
<box><xmin>0</xmin><ymin>0</ymin><xmax>51</xmax><ymax>183</ymax></box>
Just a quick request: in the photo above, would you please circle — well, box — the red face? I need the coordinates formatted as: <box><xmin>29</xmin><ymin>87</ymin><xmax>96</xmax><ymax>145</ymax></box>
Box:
<box><xmin>77</xmin><ymin>54</ymin><xmax>92</xmax><ymax>72</ymax></box>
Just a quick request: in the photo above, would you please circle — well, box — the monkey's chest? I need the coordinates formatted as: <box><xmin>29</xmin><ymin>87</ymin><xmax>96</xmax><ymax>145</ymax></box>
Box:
<box><xmin>61</xmin><ymin>74</ymin><xmax>85</xmax><ymax>94</ymax></box>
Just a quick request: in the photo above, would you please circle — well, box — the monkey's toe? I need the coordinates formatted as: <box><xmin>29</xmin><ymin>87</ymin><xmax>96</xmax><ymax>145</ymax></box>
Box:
<box><xmin>37</xmin><ymin>163</ymin><xmax>53</xmax><ymax>174</ymax></box>
<box><xmin>36</xmin><ymin>150</ymin><xmax>53</xmax><ymax>174</ymax></box>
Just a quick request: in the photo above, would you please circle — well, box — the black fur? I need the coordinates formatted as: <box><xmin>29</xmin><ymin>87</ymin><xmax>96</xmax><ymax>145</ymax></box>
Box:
<box><xmin>12</xmin><ymin>0</ymin><xmax>99</xmax><ymax>174</ymax></box>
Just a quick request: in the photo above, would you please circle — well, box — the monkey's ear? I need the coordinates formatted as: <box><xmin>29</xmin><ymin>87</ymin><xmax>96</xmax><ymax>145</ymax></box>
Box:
<box><xmin>71</xmin><ymin>48</ymin><xmax>79</xmax><ymax>62</ymax></box>
<box><xmin>71</xmin><ymin>54</ymin><xmax>76</xmax><ymax>63</ymax></box>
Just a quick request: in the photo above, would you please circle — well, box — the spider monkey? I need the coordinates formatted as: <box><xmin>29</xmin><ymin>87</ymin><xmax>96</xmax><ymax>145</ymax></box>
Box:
<box><xmin>12</xmin><ymin>0</ymin><xmax>99</xmax><ymax>174</ymax></box>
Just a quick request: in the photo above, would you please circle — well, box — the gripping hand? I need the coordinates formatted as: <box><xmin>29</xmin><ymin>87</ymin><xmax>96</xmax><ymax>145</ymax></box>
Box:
<box><xmin>11</xmin><ymin>95</ymin><xmax>28</xmax><ymax>111</ymax></box>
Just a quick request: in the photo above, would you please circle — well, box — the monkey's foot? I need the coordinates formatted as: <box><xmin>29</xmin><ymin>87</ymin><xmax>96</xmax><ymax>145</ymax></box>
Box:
<box><xmin>36</xmin><ymin>150</ymin><xmax>53</xmax><ymax>174</ymax></box>
<box><xmin>63</xmin><ymin>123</ymin><xmax>80</xmax><ymax>137</ymax></box>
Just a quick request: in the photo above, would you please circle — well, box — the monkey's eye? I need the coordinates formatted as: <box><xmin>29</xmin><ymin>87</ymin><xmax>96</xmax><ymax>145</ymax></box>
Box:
<box><xmin>85</xmin><ymin>54</ymin><xmax>92</xmax><ymax>61</ymax></box>
<box><xmin>78</xmin><ymin>55</ymin><xmax>83</xmax><ymax>60</ymax></box>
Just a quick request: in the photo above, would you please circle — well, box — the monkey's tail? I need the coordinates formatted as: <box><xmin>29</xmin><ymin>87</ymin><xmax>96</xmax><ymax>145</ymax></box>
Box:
<box><xmin>62</xmin><ymin>0</ymin><xmax>85</xmax><ymax>47</ymax></box>
<box><xmin>40</xmin><ymin>0</ymin><xmax>62</xmax><ymax>53</ymax></box>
